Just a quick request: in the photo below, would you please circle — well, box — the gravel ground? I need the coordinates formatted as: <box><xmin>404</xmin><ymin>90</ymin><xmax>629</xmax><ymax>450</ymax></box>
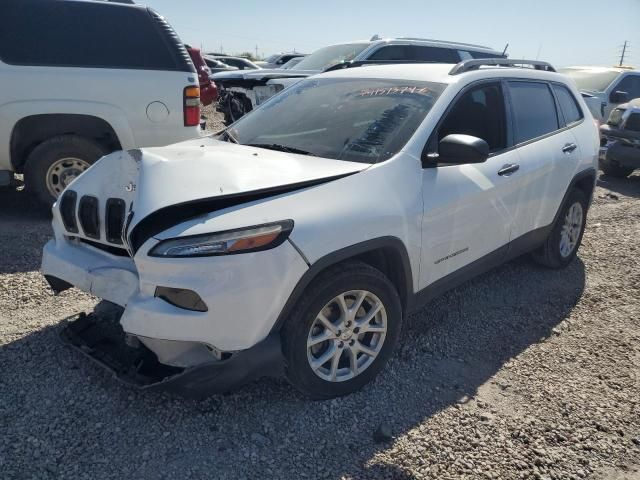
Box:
<box><xmin>1</xmin><ymin>116</ymin><xmax>639</xmax><ymax>478</ymax></box>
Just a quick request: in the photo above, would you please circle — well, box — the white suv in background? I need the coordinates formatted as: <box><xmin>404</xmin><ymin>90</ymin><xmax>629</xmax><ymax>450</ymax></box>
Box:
<box><xmin>0</xmin><ymin>0</ymin><xmax>202</xmax><ymax>206</ymax></box>
<box><xmin>42</xmin><ymin>59</ymin><xmax>598</xmax><ymax>399</ymax></box>
<box><xmin>559</xmin><ymin>66</ymin><xmax>640</xmax><ymax>122</ymax></box>
<box><xmin>213</xmin><ymin>37</ymin><xmax>506</xmax><ymax>123</ymax></box>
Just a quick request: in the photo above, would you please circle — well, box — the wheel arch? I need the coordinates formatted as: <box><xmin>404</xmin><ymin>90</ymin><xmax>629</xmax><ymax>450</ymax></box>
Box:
<box><xmin>571</xmin><ymin>167</ymin><xmax>597</xmax><ymax>204</ymax></box>
<box><xmin>10</xmin><ymin>114</ymin><xmax>122</xmax><ymax>173</ymax></box>
<box><xmin>545</xmin><ymin>167</ymin><xmax>597</xmax><ymax>234</ymax></box>
<box><xmin>272</xmin><ymin>237</ymin><xmax>414</xmax><ymax>332</ymax></box>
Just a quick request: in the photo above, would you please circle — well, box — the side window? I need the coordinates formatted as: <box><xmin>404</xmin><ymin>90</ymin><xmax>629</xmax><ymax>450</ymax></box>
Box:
<box><xmin>368</xmin><ymin>46</ymin><xmax>407</xmax><ymax>61</ymax></box>
<box><xmin>406</xmin><ymin>46</ymin><xmax>459</xmax><ymax>63</ymax></box>
<box><xmin>369</xmin><ymin>45</ymin><xmax>459</xmax><ymax>63</ymax></box>
<box><xmin>552</xmin><ymin>84</ymin><xmax>583</xmax><ymax>126</ymax></box>
<box><xmin>508</xmin><ymin>82</ymin><xmax>559</xmax><ymax>144</ymax></box>
<box><xmin>0</xmin><ymin>1</ymin><xmax>177</xmax><ymax>70</ymax></box>
<box><xmin>438</xmin><ymin>83</ymin><xmax>507</xmax><ymax>153</ymax></box>
<box><xmin>611</xmin><ymin>75</ymin><xmax>640</xmax><ymax>101</ymax></box>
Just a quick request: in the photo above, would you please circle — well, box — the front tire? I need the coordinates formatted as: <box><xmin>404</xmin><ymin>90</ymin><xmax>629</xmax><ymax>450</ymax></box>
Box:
<box><xmin>532</xmin><ymin>189</ymin><xmax>588</xmax><ymax>269</ymax></box>
<box><xmin>282</xmin><ymin>262</ymin><xmax>402</xmax><ymax>399</ymax></box>
<box><xmin>24</xmin><ymin>135</ymin><xmax>106</xmax><ymax>207</ymax></box>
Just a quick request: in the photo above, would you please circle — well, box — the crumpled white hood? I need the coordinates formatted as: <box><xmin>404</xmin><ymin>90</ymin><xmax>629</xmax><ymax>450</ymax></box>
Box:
<box><xmin>72</xmin><ymin>137</ymin><xmax>366</xmax><ymax>238</ymax></box>
<box><xmin>56</xmin><ymin>136</ymin><xmax>367</xmax><ymax>248</ymax></box>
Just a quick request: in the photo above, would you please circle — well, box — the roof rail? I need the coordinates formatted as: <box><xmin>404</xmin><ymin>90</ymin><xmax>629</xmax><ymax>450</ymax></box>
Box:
<box><xmin>395</xmin><ymin>37</ymin><xmax>493</xmax><ymax>50</ymax></box>
<box><xmin>449</xmin><ymin>59</ymin><xmax>556</xmax><ymax>75</ymax></box>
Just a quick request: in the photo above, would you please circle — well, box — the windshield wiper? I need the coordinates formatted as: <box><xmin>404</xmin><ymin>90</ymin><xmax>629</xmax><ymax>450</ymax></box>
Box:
<box><xmin>246</xmin><ymin>143</ymin><xmax>316</xmax><ymax>156</ymax></box>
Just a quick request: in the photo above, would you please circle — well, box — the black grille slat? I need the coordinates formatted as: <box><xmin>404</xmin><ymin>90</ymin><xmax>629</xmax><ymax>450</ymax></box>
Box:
<box><xmin>105</xmin><ymin>198</ymin><xmax>126</xmax><ymax>244</ymax></box>
<box><xmin>60</xmin><ymin>191</ymin><xmax>78</xmax><ymax>233</ymax></box>
<box><xmin>78</xmin><ymin>196</ymin><xmax>100</xmax><ymax>239</ymax></box>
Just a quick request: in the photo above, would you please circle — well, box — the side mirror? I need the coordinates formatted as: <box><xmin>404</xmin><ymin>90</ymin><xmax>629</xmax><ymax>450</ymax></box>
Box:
<box><xmin>426</xmin><ymin>134</ymin><xmax>489</xmax><ymax>167</ymax></box>
<box><xmin>610</xmin><ymin>90</ymin><xmax>629</xmax><ymax>104</ymax></box>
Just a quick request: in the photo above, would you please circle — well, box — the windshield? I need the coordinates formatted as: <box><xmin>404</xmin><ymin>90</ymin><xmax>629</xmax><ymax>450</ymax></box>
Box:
<box><xmin>226</xmin><ymin>77</ymin><xmax>445</xmax><ymax>163</ymax></box>
<box><xmin>292</xmin><ymin>43</ymin><xmax>370</xmax><ymax>71</ymax></box>
<box><xmin>558</xmin><ymin>68</ymin><xmax>620</xmax><ymax>92</ymax></box>
<box><xmin>281</xmin><ymin>57</ymin><xmax>303</xmax><ymax>69</ymax></box>
<box><xmin>264</xmin><ymin>54</ymin><xmax>279</xmax><ymax>63</ymax></box>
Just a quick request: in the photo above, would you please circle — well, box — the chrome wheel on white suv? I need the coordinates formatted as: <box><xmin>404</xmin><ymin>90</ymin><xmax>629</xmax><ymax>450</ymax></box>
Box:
<box><xmin>307</xmin><ymin>290</ymin><xmax>387</xmax><ymax>382</ymax></box>
<box><xmin>532</xmin><ymin>189</ymin><xmax>588</xmax><ymax>269</ymax></box>
<box><xmin>559</xmin><ymin>202</ymin><xmax>583</xmax><ymax>258</ymax></box>
<box><xmin>283</xmin><ymin>262</ymin><xmax>402</xmax><ymax>399</ymax></box>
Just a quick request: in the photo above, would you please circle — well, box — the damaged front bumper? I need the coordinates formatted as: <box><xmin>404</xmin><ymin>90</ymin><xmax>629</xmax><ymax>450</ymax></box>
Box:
<box><xmin>61</xmin><ymin>312</ymin><xmax>284</xmax><ymax>398</ymax></box>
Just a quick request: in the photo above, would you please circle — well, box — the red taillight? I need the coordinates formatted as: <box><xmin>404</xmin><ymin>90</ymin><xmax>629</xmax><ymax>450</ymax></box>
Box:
<box><xmin>183</xmin><ymin>86</ymin><xmax>200</xmax><ymax>127</ymax></box>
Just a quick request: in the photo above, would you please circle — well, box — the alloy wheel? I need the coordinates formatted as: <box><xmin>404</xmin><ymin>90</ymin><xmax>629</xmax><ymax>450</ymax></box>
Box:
<box><xmin>559</xmin><ymin>201</ymin><xmax>583</xmax><ymax>258</ymax></box>
<box><xmin>306</xmin><ymin>290</ymin><xmax>387</xmax><ymax>382</ymax></box>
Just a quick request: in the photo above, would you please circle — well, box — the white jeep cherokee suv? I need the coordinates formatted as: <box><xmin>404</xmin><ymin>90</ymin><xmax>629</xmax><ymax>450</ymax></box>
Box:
<box><xmin>0</xmin><ymin>0</ymin><xmax>201</xmax><ymax>206</ymax></box>
<box><xmin>42</xmin><ymin>59</ymin><xmax>598</xmax><ymax>399</ymax></box>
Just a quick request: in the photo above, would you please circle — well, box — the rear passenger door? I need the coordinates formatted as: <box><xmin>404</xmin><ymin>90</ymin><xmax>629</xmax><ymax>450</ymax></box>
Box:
<box><xmin>506</xmin><ymin>81</ymin><xmax>581</xmax><ymax>238</ymax></box>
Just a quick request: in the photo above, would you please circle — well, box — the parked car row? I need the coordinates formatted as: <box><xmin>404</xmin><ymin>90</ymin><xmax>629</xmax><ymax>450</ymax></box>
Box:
<box><xmin>206</xmin><ymin>54</ymin><xmax>261</xmax><ymax>71</ymax></box>
<box><xmin>212</xmin><ymin>36</ymin><xmax>508</xmax><ymax>124</ymax></box>
<box><xmin>256</xmin><ymin>52</ymin><xmax>307</xmax><ymax>69</ymax></box>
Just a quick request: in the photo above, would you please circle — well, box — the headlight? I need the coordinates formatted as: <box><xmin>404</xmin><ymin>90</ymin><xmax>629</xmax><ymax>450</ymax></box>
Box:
<box><xmin>148</xmin><ymin>220</ymin><xmax>293</xmax><ymax>258</ymax></box>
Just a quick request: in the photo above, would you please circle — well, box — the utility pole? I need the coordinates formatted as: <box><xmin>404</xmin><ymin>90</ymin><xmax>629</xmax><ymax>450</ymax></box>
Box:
<box><xmin>255</xmin><ymin>44</ymin><xmax>259</xmax><ymax>59</ymax></box>
<box><xmin>619</xmin><ymin>40</ymin><xmax>628</xmax><ymax>66</ymax></box>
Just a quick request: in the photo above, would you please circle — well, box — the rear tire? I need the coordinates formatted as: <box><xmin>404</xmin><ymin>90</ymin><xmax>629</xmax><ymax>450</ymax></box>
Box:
<box><xmin>600</xmin><ymin>158</ymin><xmax>634</xmax><ymax>178</ymax></box>
<box><xmin>532</xmin><ymin>189</ymin><xmax>588</xmax><ymax>269</ymax></box>
<box><xmin>282</xmin><ymin>261</ymin><xmax>402</xmax><ymax>399</ymax></box>
<box><xmin>25</xmin><ymin>135</ymin><xmax>107</xmax><ymax>207</ymax></box>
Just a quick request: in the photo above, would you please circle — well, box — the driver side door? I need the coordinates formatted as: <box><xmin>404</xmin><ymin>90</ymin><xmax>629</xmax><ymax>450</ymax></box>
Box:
<box><xmin>419</xmin><ymin>80</ymin><xmax>520</xmax><ymax>290</ymax></box>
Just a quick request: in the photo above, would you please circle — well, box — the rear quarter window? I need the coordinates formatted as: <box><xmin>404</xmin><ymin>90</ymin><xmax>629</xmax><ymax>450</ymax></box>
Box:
<box><xmin>0</xmin><ymin>0</ymin><xmax>182</xmax><ymax>71</ymax></box>
<box><xmin>552</xmin><ymin>84</ymin><xmax>584</xmax><ymax>125</ymax></box>
<box><xmin>508</xmin><ymin>81</ymin><xmax>559</xmax><ymax>144</ymax></box>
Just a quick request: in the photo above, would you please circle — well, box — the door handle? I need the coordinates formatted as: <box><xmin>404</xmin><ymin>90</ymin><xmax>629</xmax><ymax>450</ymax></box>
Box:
<box><xmin>562</xmin><ymin>143</ymin><xmax>577</xmax><ymax>154</ymax></box>
<box><xmin>498</xmin><ymin>163</ymin><xmax>520</xmax><ymax>176</ymax></box>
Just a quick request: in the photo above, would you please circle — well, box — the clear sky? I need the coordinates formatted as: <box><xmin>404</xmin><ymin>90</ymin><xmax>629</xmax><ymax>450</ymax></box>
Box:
<box><xmin>144</xmin><ymin>0</ymin><xmax>639</xmax><ymax>68</ymax></box>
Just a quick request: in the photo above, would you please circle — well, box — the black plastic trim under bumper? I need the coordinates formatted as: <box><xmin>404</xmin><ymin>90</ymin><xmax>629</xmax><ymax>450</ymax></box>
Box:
<box><xmin>60</xmin><ymin>313</ymin><xmax>284</xmax><ymax>398</ymax></box>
